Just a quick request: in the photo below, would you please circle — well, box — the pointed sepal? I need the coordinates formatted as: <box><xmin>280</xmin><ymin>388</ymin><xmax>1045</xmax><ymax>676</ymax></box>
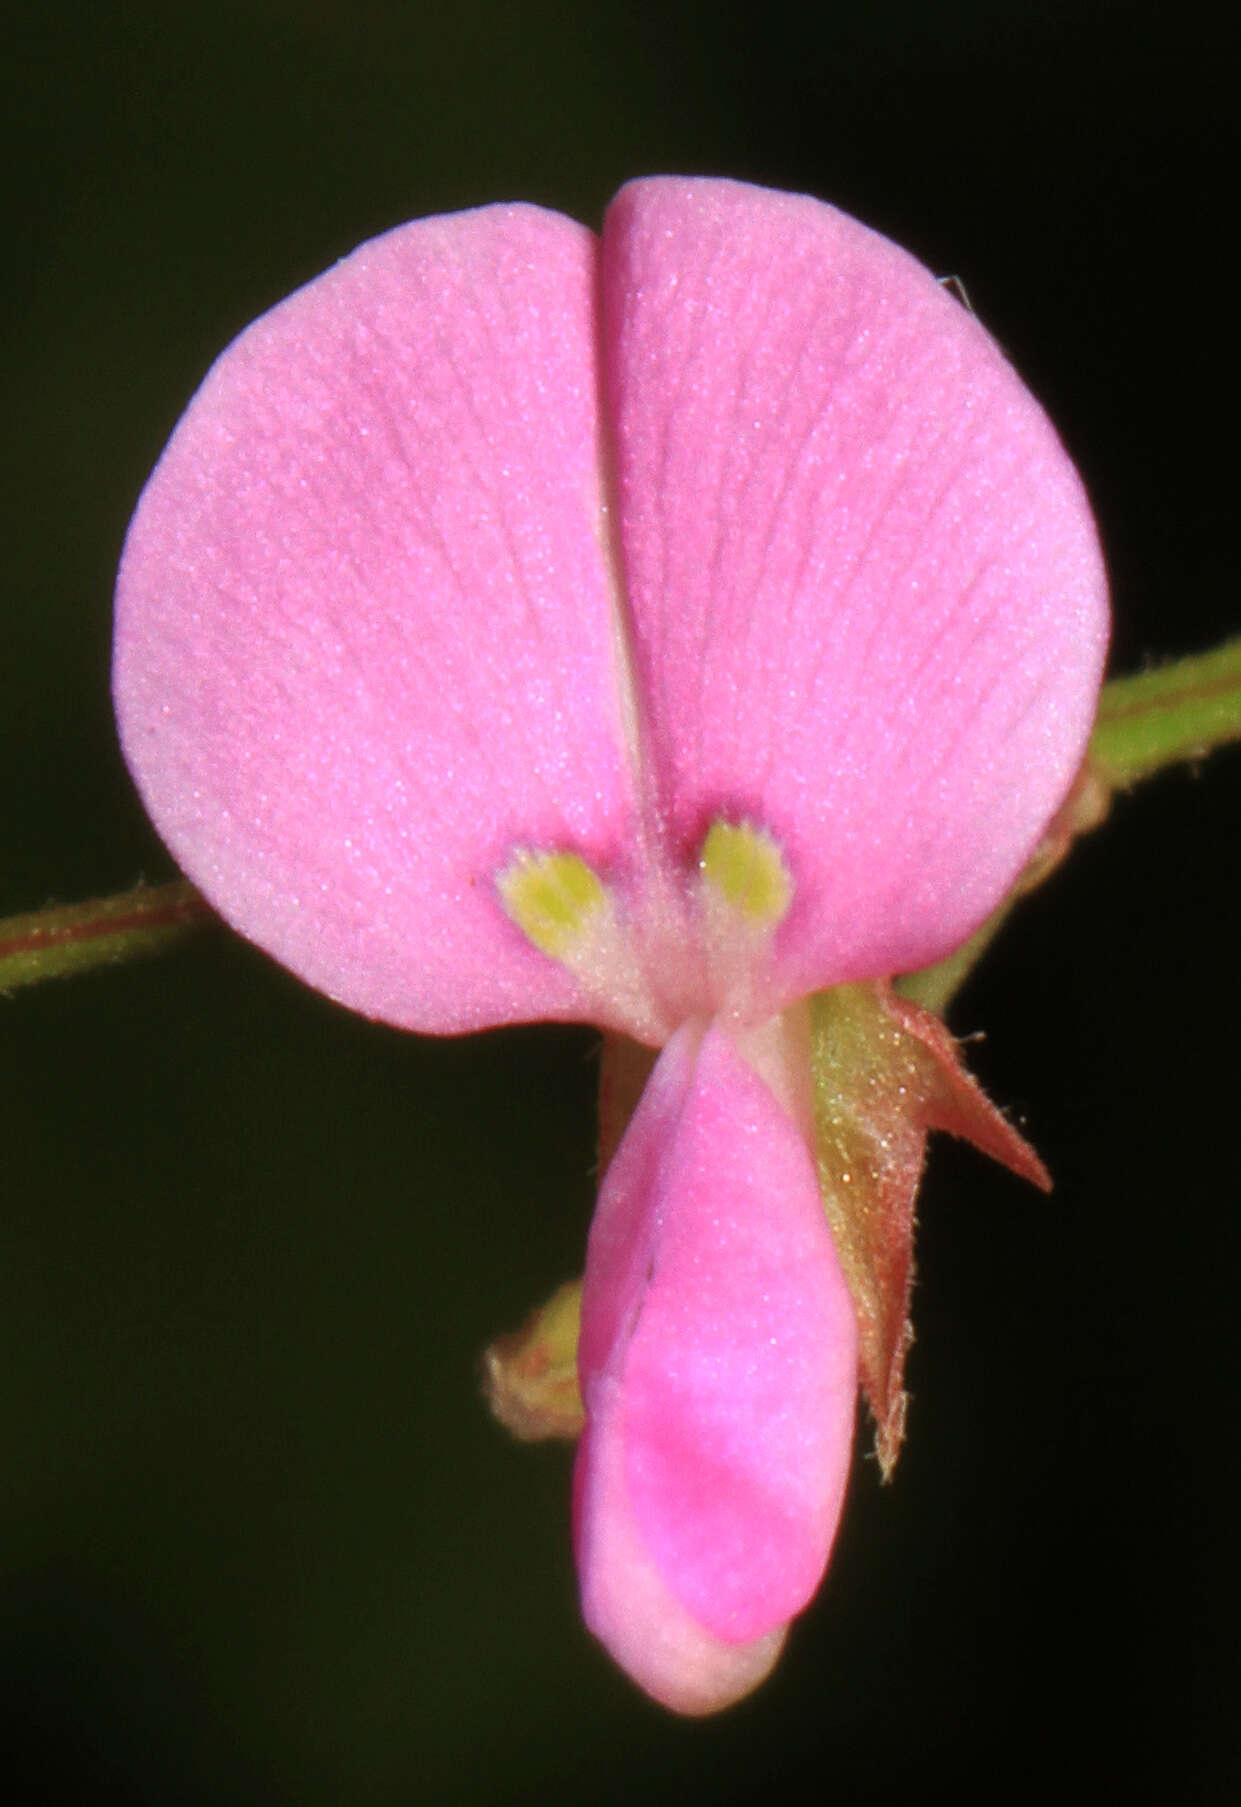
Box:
<box><xmin>810</xmin><ymin>980</ymin><xmax>1048</xmax><ymax>1477</ymax></box>
<box><xmin>483</xmin><ymin>1279</ymin><xmax>585</xmax><ymax>1441</ymax></box>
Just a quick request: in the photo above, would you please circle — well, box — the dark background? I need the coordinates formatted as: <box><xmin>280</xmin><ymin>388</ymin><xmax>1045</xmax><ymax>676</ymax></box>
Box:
<box><xmin>3</xmin><ymin>4</ymin><xmax>1236</xmax><ymax>1801</ymax></box>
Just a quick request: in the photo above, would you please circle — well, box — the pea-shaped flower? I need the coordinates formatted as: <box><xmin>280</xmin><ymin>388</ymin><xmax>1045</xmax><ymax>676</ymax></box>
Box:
<box><xmin>113</xmin><ymin>178</ymin><xmax>1108</xmax><ymax>1715</ymax></box>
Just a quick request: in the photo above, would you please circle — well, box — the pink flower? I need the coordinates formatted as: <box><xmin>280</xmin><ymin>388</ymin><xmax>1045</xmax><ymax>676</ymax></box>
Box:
<box><xmin>113</xmin><ymin>178</ymin><xmax>1108</xmax><ymax>1713</ymax></box>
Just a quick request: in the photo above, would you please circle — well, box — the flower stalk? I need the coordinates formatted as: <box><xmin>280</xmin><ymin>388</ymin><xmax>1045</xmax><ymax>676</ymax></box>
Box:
<box><xmin>0</xmin><ymin>879</ymin><xmax>211</xmax><ymax>991</ymax></box>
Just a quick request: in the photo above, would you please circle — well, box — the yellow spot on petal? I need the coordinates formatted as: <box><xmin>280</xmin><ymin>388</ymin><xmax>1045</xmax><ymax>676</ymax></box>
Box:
<box><xmin>699</xmin><ymin>819</ymin><xmax>793</xmax><ymax>928</ymax></box>
<box><xmin>497</xmin><ymin>849</ymin><xmax>609</xmax><ymax>960</ymax></box>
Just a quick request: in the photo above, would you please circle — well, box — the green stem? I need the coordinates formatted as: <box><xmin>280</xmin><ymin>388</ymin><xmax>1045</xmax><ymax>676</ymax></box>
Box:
<box><xmin>1089</xmin><ymin>635</ymin><xmax>1241</xmax><ymax>787</ymax></box>
<box><xmin>0</xmin><ymin>880</ymin><xmax>214</xmax><ymax>991</ymax></box>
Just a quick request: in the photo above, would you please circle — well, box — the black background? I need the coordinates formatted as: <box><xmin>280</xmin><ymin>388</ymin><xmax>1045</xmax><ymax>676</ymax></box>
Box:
<box><xmin>3</xmin><ymin>4</ymin><xmax>1236</xmax><ymax>1802</ymax></box>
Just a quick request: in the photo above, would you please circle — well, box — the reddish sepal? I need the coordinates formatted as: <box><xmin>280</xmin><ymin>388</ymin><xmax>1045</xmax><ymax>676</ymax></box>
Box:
<box><xmin>810</xmin><ymin>981</ymin><xmax>1048</xmax><ymax>1476</ymax></box>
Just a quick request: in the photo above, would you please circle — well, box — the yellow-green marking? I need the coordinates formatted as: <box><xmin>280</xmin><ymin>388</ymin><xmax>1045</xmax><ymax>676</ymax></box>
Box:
<box><xmin>497</xmin><ymin>849</ymin><xmax>609</xmax><ymax>959</ymax></box>
<box><xmin>698</xmin><ymin>819</ymin><xmax>793</xmax><ymax>929</ymax></box>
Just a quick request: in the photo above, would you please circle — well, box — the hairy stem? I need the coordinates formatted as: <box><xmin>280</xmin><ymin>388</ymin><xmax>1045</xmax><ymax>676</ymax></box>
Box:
<box><xmin>0</xmin><ymin>880</ymin><xmax>214</xmax><ymax>990</ymax></box>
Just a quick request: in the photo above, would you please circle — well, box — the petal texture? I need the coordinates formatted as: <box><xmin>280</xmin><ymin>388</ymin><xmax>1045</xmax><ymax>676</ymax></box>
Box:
<box><xmin>575</xmin><ymin>1021</ymin><xmax>857</xmax><ymax>1712</ymax></box>
<box><xmin>115</xmin><ymin>206</ymin><xmax>639</xmax><ymax>1033</ymax></box>
<box><xmin>601</xmin><ymin>177</ymin><xmax>1109</xmax><ymax>1000</ymax></box>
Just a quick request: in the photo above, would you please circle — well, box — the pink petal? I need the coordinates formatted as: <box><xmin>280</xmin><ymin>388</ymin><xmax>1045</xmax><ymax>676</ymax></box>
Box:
<box><xmin>574</xmin><ymin>1021</ymin><xmax>857</xmax><ymax>1712</ymax></box>
<box><xmin>114</xmin><ymin>206</ymin><xmax>640</xmax><ymax>1033</ymax></box>
<box><xmin>601</xmin><ymin>177</ymin><xmax>1109</xmax><ymax>999</ymax></box>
